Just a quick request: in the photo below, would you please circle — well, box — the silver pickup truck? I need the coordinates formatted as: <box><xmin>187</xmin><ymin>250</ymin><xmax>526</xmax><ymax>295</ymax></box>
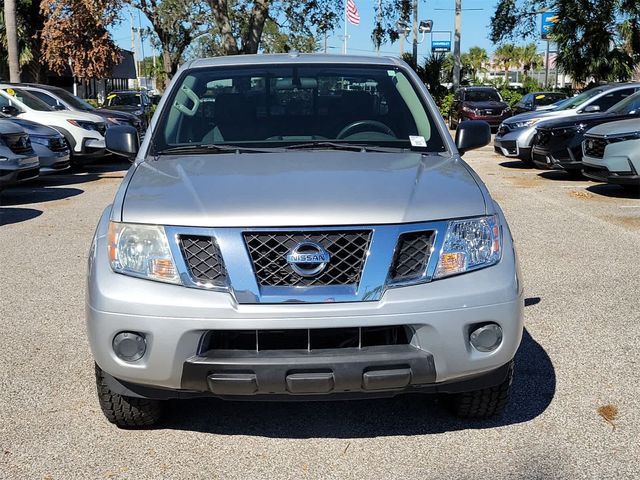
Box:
<box><xmin>87</xmin><ymin>54</ymin><xmax>524</xmax><ymax>427</ymax></box>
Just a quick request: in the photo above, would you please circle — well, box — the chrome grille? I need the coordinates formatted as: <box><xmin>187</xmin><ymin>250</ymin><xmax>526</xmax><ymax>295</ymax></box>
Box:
<box><xmin>584</xmin><ymin>137</ymin><xmax>607</xmax><ymax>158</ymax></box>
<box><xmin>244</xmin><ymin>231</ymin><xmax>371</xmax><ymax>287</ymax></box>
<box><xmin>179</xmin><ymin>235</ymin><xmax>227</xmax><ymax>286</ymax></box>
<box><xmin>389</xmin><ymin>231</ymin><xmax>434</xmax><ymax>282</ymax></box>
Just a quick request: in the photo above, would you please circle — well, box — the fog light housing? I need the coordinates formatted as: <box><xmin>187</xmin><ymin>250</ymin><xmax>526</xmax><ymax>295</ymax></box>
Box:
<box><xmin>113</xmin><ymin>332</ymin><xmax>146</xmax><ymax>362</ymax></box>
<box><xmin>469</xmin><ymin>323</ymin><xmax>503</xmax><ymax>352</ymax></box>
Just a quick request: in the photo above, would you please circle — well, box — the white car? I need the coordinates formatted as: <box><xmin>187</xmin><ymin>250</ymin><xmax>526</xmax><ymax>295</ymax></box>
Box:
<box><xmin>0</xmin><ymin>85</ymin><xmax>106</xmax><ymax>164</ymax></box>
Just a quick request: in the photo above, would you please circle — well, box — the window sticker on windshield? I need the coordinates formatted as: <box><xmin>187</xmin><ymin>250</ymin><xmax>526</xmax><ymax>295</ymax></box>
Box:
<box><xmin>409</xmin><ymin>135</ymin><xmax>427</xmax><ymax>147</ymax></box>
<box><xmin>6</xmin><ymin>88</ymin><xmax>15</xmax><ymax>96</ymax></box>
<box><xmin>535</xmin><ymin>94</ymin><xmax>546</xmax><ymax>100</ymax></box>
<box><xmin>387</xmin><ymin>70</ymin><xmax>397</xmax><ymax>77</ymax></box>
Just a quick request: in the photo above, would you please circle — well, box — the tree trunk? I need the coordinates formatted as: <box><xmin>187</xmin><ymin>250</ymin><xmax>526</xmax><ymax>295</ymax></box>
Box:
<box><xmin>208</xmin><ymin>0</ymin><xmax>240</xmax><ymax>55</ymax></box>
<box><xmin>162</xmin><ymin>50</ymin><xmax>173</xmax><ymax>80</ymax></box>
<box><xmin>242</xmin><ymin>0</ymin><xmax>270</xmax><ymax>54</ymax></box>
<box><xmin>4</xmin><ymin>0</ymin><xmax>21</xmax><ymax>82</ymax></box>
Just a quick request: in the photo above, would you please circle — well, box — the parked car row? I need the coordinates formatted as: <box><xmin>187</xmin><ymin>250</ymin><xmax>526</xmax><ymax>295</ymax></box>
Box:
<box><xmin>449</xmin><ymin>86</ymin><xmax>569</xmax><ymax>132</ymax></box>
<box><xmin>494</xmin><ymin>82</ymin><xmax>640</xmax><ymax>190</ymax></box>
<box><xmin>0</xmin><ymin>83</ymin><xmax>147</xmax><ymax>191</ymax></box>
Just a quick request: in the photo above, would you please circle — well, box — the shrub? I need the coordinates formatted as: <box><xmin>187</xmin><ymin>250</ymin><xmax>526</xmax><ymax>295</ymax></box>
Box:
<box><xmin>85</xmin><ymin>98</ymin><xmax>99</xmax><ymax>108</ymax></box>
<box><xmin>437</xmin><ymin>92</ymin><xmax>455</xmax><ymax>120</ymax></box>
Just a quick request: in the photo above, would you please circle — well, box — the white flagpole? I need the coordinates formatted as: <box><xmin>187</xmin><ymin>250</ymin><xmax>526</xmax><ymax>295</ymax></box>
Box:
<box><xmin>344</xmin><ymin>0</ymin><xmax>348</xmax><ymax>54</ymax></box>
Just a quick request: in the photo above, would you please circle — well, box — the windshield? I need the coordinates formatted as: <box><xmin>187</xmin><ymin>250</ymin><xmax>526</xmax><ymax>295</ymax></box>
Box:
<box><xmin>107</xmin><ymin>93</ymin><xmax>141</xmax><ymax>107</ymax></box>
<box><xmin>155</xmin><ymin>64</ymin><xmax>446</xmax><ymax>152</ymax></box>
<box><xmin>54</xmin><ymin>89</ymin><xmax>95</xmax><ymax>111</ymax></box>
<box><xmin>534</xmin><ymin>93</ymin><xmax>567</xmax><ymax>106</ymax></box>
<box><xmin>465</xmin><ymin>89</ymin><xmax>501</xmax><ymax>102</ymax></box>
<box><xmin>2</xmin><ymin>87</ymin><xmax>53</xmax><ymax>111</ymax></box>
<box><xmin>553</xmin><ymin>88</ymin><xmax>604</xmax><ymax>110</ymax></box>
<box><xmin>609</xmin><ymin>91</ymin><xmax>640</xmax><ymax>114</ymax></box>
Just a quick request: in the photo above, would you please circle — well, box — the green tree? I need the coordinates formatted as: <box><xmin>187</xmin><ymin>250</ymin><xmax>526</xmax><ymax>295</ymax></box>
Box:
<box><xmin>490</xmin><ymin>0</ymin><xmax>640</xmax><ymax>83</ymax></box>
<box><xmin>518</xmin><ymin>42</ymin><xmax>543</xmax><ymax>78</ymax></box>
<box><xmin>494</xmin><ymin>43</ymin><xmax>518</xmax><ymax>82</ymax></box>
<box><xmin>465</xmin><ymin>46</ymin><xmax>489</xmax><ymax>82</ymax></box>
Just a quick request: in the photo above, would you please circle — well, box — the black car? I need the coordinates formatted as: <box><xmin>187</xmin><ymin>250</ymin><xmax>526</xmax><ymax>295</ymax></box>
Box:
<box><xmin>512</xmin><ymin>92</ymin><xmax>568</xmax><ymax>115</ymax></box>
<box><xmin>104</xmin><ymin>90</ymin><xmax>152</xmax><ymax>125</ymax></box>
<box><xmin>531</xmin><ymin>89</ymin><xmax>640</xmax><ymax>172</ymax></box>
<box><xmin>15</xmin><ymin>83</ymin><xmax>144</xmax><ymax>136</ymax></box>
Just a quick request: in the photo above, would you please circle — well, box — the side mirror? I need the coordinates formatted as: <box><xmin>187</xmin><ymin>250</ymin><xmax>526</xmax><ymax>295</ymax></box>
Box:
<box><xmin>582</xmin><ymin>105</ymin><xmax>600</xmax><ymax>113</ymax></box>
<box><xmin>105</xmin><ymin>125</ymin><xmax>139</xmax><ymax>161</ymax></box>
<box><xmin>1</xmin><ymin>105</ymin><xmax>20</xmax><ymax>116</ymax></box>
<box><xmin>455</xmin><ymin>120</ymin><xmax>491</xmax><ymax>155</ymax></box>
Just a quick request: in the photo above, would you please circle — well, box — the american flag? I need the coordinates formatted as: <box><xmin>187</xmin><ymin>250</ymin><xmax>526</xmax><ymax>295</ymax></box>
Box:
<box><xmin>346</xmin><ymin>0</ymin><xmax>360</xmax><ymax>26</ymax></box>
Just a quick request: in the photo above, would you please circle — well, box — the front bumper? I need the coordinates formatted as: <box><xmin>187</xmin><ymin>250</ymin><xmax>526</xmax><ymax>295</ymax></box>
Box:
<box><xmin>531</xmin><ymin>146</ymin><xmax>583</xmax><ymax>171</ymax></box>
<box><xmin>462</xmin><ymin>113</ymin><xmax>509</xmax><ymax>128</ymax></box>
<box><xmin>0</xmin><ymin>155</ymin><xmax>39</xmax><ymax>187</ymax></box>
<box><xmin>582</xmin><ymin>165</ymin><xmax>640</xmax><ymax>185</ymax></box>
<box><xmin>32</xmin><ymin>144</ymin><xmax>71</xmax><ymax>174</ymax></box>
<box><xmin>87</xmin><ymin>208</ymin><xmax>524</xmax><ymax>397</ymax></box>
<box><xmin>494</xmin><ymin>126</ymin><xmax>537</xmax><ymax>159</ymax></box>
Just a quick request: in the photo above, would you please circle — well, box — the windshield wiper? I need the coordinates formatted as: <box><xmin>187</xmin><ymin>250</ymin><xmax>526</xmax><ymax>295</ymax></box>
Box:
<box><xmin>155</xmin><ymin>144</ymin><xmax>280</xmax><ymax>155</ymax></box>
<box><xmin>284</xmin><ymin>141</ymin><xmax>401</xmax><ymax>153</ymax></box>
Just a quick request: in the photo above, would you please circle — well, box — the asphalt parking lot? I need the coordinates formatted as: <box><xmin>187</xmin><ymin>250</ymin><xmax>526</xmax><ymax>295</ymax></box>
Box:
<box><xmin>1</xmin><ymin>143</ymin><xmax>639</xmax><ymax>479</ymax></box>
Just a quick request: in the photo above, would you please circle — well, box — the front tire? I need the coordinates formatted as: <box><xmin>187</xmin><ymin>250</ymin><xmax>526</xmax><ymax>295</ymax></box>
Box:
<box><xmin>95</xmin><ymin>364</ymin><xmax>164</xmax><ymax>428</ymax></box>
<box><xmin>447</xmin><ymin>361</ymin><xmax>514</xmax><ymax>419</ymax></box>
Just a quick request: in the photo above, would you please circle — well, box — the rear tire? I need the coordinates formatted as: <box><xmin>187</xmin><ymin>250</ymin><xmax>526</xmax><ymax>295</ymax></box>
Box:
<box><xmin>94</xmin><ymin>363</ymin><xmax>164</xmax><ymax>428</ymax></box>
<box><xmin>447</xmin><ymin>361</ymin><xmax>514</xmax><ymax>419</ymax></box>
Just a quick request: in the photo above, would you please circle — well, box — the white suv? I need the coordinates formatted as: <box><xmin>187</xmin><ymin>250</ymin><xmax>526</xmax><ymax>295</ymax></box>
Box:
<box><xmin>0</xmin><ymin>85</ymin><xmax>106</xmax><ymax>164</ymax></box>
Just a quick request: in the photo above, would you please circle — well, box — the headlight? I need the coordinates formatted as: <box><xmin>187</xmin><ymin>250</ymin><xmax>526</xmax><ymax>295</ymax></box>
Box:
<box><xmin>29</xmin><ymin>136</ymin><xmax>50</xmax><ymax>147</ymax></box>
<box><xmin>511</xmin><ymin>119</ymin><xmax>540</xmax><ymax>129</ymax></box>
<box><xmin>67</xmin><ymin>119</ymin><xmax>98</xmax><ymax>131</ymax></box>
<box><xmin>462</xmin><ymin>106</ymin><xmax>476</xmax><ymax>113</ymax></box>
<box><xmin>107</xmin><ymin>222</ymin><xmax>180</xmax><ymax>284</ymax></box>
<box><xmin>435</xmin><ymin>215</ymin><xmax>501</xmax><ymax>279</ymax></box>
<box><xmin>133</xmin><ymin>110</ymin><xmax>144</xmax><ymax>116</ymax></box>
<box><xmin>0</xmin><ymin>156</ymin><xmax>8</xmax><ymax>162</ymax></box>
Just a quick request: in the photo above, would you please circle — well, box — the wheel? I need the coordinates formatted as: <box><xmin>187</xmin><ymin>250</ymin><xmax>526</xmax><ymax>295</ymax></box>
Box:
<box><xmin>447</xmin><ymin>361</ymin><xmax>514</xmax><ymax>419</ymax></box>
<box><xmin>94</xmin><ymin>363</ymin><xmax>164</xmax><ymax>428</ymax></box>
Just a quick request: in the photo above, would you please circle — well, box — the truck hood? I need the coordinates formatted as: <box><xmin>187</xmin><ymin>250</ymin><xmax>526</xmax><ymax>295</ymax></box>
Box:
<box><xmin>121</xmin><ymin>151</ymin><xmax>487</xmax><ymax>227</ymax></box>
<box><xmin>586</xmin><ymin>118</ymin><xmax>640</xmax><ymax>137</ymax></box>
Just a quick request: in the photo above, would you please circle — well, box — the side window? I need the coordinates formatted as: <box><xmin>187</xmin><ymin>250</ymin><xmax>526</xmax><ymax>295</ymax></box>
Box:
<box><xmin>30</xmin><ymin>91</ymin><xmax>61</xmax><ymax>108</ymax></box>
<box><xmin>591</xmin><ymin>88</ymin><xmax>634</xmax><ymax>111</ymax></box>
<box><xmin>0</xmin><ymin>94</ymin><xmax>11</xmax><ymax>108</ymax></box>
<box><xmin>522</xmin><ymin>94</ymin><xmax>532</xmax><ymax>105</ymax></box>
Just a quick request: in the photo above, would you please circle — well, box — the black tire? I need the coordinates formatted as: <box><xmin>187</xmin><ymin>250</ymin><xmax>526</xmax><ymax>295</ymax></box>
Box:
<box><xmin>94</xmin><ymin>363</ymin><xmax>164</xmax><ymax>428</ymax></box>
<box><xmin>447</xmin><ymin>361</ymin><xmax>514</xmax><ymax>419</ymax></box>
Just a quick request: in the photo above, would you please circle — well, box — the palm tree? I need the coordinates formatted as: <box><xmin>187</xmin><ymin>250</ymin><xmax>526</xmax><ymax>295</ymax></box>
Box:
<box><xmin>494</xmin><ymin>43</ymin><xmax>518</xmax><ymax>84</ymax></box>
<box><xmin>519</xmin><ymin>43</ymin><xmax>543</xmax><ymax>79</ymax></box>
<box><xmin>3</xmin><ymin>0</ymin><xmax>20</xmax><ymax>81</ymax></box>
<box><xmin>465</xmin><ymin>46</ymin><xmax>489</xmax><ymax>82</ymax></box>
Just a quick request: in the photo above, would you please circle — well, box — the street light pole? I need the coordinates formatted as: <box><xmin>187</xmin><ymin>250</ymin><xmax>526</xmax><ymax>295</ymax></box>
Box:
<box><xmin>412</xmin><ymin>0</ymin><xmax>418</xmax><ymax>67</ymax></box>
<box><xmin>453</xmin><ymin>0</ymin><xmax>462</xmax><ymax>89</ymax></box>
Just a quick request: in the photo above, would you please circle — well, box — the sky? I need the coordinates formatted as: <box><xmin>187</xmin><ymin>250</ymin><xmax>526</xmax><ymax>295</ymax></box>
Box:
<box><xmin>110</xmin><ymin>0</ymin><xmax>548</xmax><ymax>62</ymax></box>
